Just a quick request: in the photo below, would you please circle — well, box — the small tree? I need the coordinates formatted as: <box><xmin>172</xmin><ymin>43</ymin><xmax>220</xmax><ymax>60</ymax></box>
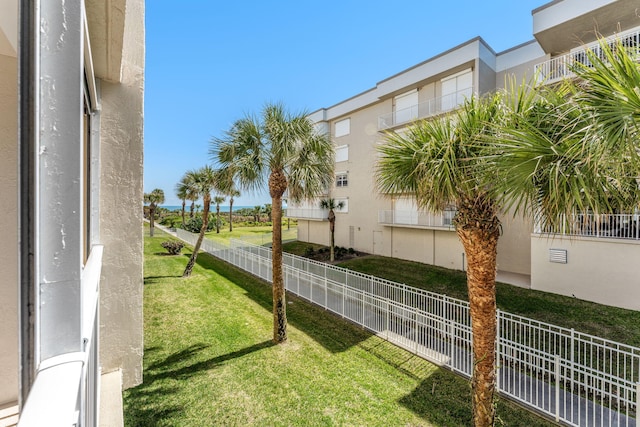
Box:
<box><xmin>183</xmin><ymin>166</ymin><xmax>220</xmax><ymax>277</ymax></box>
<box><xmin>213</xmin><ymin>195</ymin><xmax>225</xmax><ymax>233</ymax></box>
<box><xmin>320</xmin><ymin>198</ymin><xmax>345</xmax><ymax>261</ymax></box>
<box><xmin>144</xmin><ymin>188</ymin><xmax>165</xmax><ymax>237</ymax></box>
<box><xmin>263</xmin><ymin>203</ymin><xmax>272</xmax><ymax>222</ymax></box>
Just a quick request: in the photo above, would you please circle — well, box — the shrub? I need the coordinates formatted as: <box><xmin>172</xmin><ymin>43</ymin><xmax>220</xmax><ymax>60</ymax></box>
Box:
<box><xmin>304</xmin><ymin>246</ymin><xmax>315</xmax><ymax>256</ymax></box>
<box><xmin>183</xmin><ymin>217</ymin><xmax>214</xmax><ymax>233</ymax></box>
<box><xmin>161</xmin><ymin>240</ymin><xmax>184</xmax><ymax>255</ymax></box>
<box><xmin>348</xmin><ymin>247</ymin><xmax>355</xmax><ymax>254</ymax></box>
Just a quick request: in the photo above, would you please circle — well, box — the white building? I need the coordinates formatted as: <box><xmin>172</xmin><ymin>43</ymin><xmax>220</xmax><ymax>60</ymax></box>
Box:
<box><xmin>291</xmin><ymin>0</ymin><xmax>640</xmax><ymax>312</ymax></box>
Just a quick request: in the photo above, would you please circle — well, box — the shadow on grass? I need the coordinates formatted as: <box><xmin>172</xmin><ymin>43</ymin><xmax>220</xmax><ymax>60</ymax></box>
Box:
<box><xmin>124</xmin><ymin>341</ymin><xmax>274</xmax><ymax>426</ymax></box>
<box><xmin>144</xmin><ymin>275</ymin><xmax>183</xmax><ymax>285</ymax></box>
<box><xmin>191</xmin><ymin>250</ymin><xmax>373</xmax><ymax>354</ymax></box>
<box><xmin>398</xmin><ymin>370</ymin><xmax>555</xmax><ymax>427</ymax></box>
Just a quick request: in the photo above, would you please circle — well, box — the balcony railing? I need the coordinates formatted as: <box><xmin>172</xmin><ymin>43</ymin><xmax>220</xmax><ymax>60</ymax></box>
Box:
<box><xmin>535</xmin><ymin>213</ymin><xmax>640</xmax><ymax>240</ymax></box>
<box><xmin>535</xmin><ymin>27</ymin><xmax>640</xmax><ymax>83</ymax></box>
<box><xmin>379</xmin><ymin>209</ymin><xmax>456</xmax><ymax>229</ymax></box>
<box><xmin>378</xmin><ymin>88</ymin><xmax>473</xmax><ymax>130</ymax></box>
<box><xmin>285</xmin><ymin>208</ymin><xmax>328</xmax><ymax>221</ymax></box>
<box><xmin>18</xmin><ymin>245</ymin><xmax>103</xmax><ymax>427</ymax></box>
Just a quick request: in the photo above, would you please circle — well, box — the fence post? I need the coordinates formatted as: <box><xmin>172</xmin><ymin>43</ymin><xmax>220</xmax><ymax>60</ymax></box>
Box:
<box><xmin>636</xmin><ymin>382</ymin><xmax>640</xmax><ymax>423</ymax></box>
<box><xmin>414</xmin><ymin>305</ymin><xmax>419</xmax><ymax>355</ymax></box>
<box><xmin>386</xmin><ymin>300</ymin><xmax>390</xmax><ymax>340</ymax></box>
<box><xmin>555</xmin><ymin>354</ymin><xmax>561</xmax><ymax>423</ymax></box>
<box><xmin>496</xmin><ymin>310</ymin><xmax>501</xmax><ymax>393</ymax></box>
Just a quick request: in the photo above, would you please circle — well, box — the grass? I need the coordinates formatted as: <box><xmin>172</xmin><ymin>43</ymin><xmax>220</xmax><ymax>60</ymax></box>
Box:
<box><xmin>203</xmin><ymin>224</ymin><xmax>298</xmax><ymax>245</ymax></box>
<box><xmin>125</xmin><ymin>229</ymin><xmax>555</xmax><ymax>426</ymax></box>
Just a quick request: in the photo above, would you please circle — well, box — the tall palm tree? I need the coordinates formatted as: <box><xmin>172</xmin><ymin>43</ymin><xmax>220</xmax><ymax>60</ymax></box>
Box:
<box><xmin>227</xmin><ymin>188</ymin><xmax>241</xmax><ymax>232</ymax></box>
<box><xmin>182</xmin><ymin>166</ymin><xmax>220</xmax><ymax>277</ymax></box>
<box><xmin>213</xmin><ymin>102</ymin><xmax>334</xmax><ymax>343</ymax></box>
<box><xmin>175</xmin><ymin>178</ymin><xmax>190</xmax><ymax>228</ymax></box>
<box><xmin>144</xmin><ymin>188</ymin><xmax>165</xmax><ymax>237</ymax></box>
<box><xmin>213</xmin><ymin>195</ymin><xmax>225</xmax><ymax>234</ymax></box>
<box><xmin>215</xmin><ymin>166</ymin><xmax>242</xmax><ymax>232</ymax></box>
<box><xmin>319</xmin><ymin>198</ymin><xmax>345</xmax><ymax>262</ymax></box>
<box><xmin>492</xmin><ymin>40</ymin><xmax>640</xmax><ymax>240</ymax></box>
<box><xmin>376</xmin><ymin>94</ymin><xmax>503</xmax><ymax>427</ymax></box>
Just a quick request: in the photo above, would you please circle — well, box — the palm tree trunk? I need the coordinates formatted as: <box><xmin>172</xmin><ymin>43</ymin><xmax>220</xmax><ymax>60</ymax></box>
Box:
<box><xmin>269</xmin><ymin>170</ymin><xmax>288</xmax><ymax>343</ymax></box>
<box><xmin>181</xmin><ymin>200</ymin><xmax>186</xmax><ymax>228</ymax></box>
<box><xmin>329</xmin><ymin>210</ymin><xmax>336</xmax><ymax>262</ymax></box>
<box><xmin>455</xmin><ymin>199</ymin><xmax>500</xmax><ymax>427</ymax></box>
<box><xmin>149</xmin><ymin>204</ymin><xmax>156</xmax><ymax>237</ymax></box>
<box><xmin>229</xmin><ymin>198</ymin><xmax>234</xmax><ymax>232</ymax></box>
<box><xmin>190</xmin><ymin>201</ymin><xmax>195</xmax><ymax>218</ymax></box>
<box><xmin>183</xmin><ymin>195</ymin><xmax>210</xmax><ymax>277</ymax></box>
<box><xmin>216</xmin><ymin>205</ymin><xmax>220</xmax><ymax>233</ymax></box>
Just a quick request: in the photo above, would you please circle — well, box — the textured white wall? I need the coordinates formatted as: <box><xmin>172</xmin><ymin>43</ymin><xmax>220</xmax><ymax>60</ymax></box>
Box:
<box><xmin>98</xmin><ymin>0</ymin><xmax>145</xmax><ymax>389</ymax></box>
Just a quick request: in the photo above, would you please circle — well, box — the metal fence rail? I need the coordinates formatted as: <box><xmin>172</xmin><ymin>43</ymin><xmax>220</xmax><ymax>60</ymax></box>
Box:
<box><xmin>175</xmin><ymin>229</ymin><xmax>639</xmax><ymax>426</ymax></box>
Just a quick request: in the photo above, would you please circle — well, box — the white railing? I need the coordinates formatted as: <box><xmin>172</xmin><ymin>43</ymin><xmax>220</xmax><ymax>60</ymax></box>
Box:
<box><xmin>378</xmin><ymin>209</ymin><xmax>456</xmax><ymax>229</ymax></box>
<box><xmin>535</xmin><ymin>27</ymin><xmax>640</xmax><ymax>83</ymax></box>
<box><xmin>285</xmin><ymin>208</ymin><xmax>328</xmax><ymax>221</ymax></box>
<box><xmin>175</xmin><ymin>229</ymin><xmax>640</xmax><ymax>426</ymax></box>
<box><xmin>378</xmin><ymin>88</ymin><xmax>473</xmax><ymax>130</ymax></box>
<box><xmin>18</xmin><ymin>245</ymin><xmax>103</xmax><ymax>427</ymax></box>
<box><xmin>535</xmin><ymin>213</ymin><xmax>640</xmax><ymax>240</ymax></box>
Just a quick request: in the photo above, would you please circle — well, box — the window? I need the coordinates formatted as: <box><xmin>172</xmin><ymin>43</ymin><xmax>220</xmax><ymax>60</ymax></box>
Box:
<box><xmin>335</xmin><ymin>118</ymin><xmax>350</xmax><ymax>137</ymax></box>
<box><xmin>441</xmin><ymin>69</ymin><xmax>473</xmax><ymax>111</ymax></box>
<box><xmin>335</xmin><ymin>145</ymin><xmax>348</xmax><ymax>163</ymax></box>
<box><xmin>335</xmin><ymin>198</ymin><xmax>349</xmax><ymax>213</ymax></box>
<box><xmin>394</xmin><ymin>90</ymin><xmax>419</xmax><ymax>124</ymax></box>
<box><xmin>336</xmin><ymin>172</ymin><xmax>348</xmax><ymax>187</ymax></box>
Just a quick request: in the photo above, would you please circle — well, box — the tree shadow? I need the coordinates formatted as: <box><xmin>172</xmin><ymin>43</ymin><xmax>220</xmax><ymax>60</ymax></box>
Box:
<box><xmin>125</xmin><ymin>341</ymin><xmax>274</xmax><ymax>426</ymax></box>
<box><xmin>144</xmin><ymin>275</ymin><xmax>183</xmax><ymax>285</ymax></box>
<box><xmin>193</xmin><ymin>251</ymin><xmax>373</xmax><ymax>354</ymax></box>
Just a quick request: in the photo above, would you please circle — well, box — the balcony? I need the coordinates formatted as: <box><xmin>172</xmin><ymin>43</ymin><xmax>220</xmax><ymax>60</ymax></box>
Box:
<box><xmin>285</xmin><ymin>208</ymin><xmax>328</xmax><ymax>221</ymax></box>
<box><xmin>378</xmin><ymin>209</ymin><xmax>456</xmax><ymax>229</ymax></box>
<box><xmin>378</xmin><ymin>88</ymin><xmax>473</xmax><ymax>130</ymax></box>
<box><xmin>534</xmin><ymin>27</ymin><xmax>640</xmax><ymax>84</ymax></box>
<box><xmin>535</xmin><ymin>213</ymin><xmax>640</xmax><ymax>240</ymax></box>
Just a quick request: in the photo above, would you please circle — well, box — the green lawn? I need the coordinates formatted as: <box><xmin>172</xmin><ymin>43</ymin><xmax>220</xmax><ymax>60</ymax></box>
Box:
<box><xmin>203</xmin><ymin>224</ymin><xmax>298</xmax><ymax>245</ymax></box>
<box><xmin>125</xmin><ymin>229</ymin><xmax>554</xmax><ymax>426</ymax></box>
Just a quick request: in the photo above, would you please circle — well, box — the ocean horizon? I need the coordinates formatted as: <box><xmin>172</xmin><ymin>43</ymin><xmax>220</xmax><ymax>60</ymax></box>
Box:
<box><xmin>159</xmin><ymin>205</ymin><xmax>282</xmax><ymax>212</ymax></box>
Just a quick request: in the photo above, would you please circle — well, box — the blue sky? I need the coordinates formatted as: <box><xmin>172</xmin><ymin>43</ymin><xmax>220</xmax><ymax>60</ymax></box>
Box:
<box><xmin>145</xmin><ymin>1</ymin><xmax>543</xmax><ymax>206</ymax></box>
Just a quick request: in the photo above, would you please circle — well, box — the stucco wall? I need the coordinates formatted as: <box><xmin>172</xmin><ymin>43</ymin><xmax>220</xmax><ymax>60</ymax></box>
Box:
<box><xmin>98</xmin><ymin>0</ymin><xmax>145</xmax><ymax>389</ymax></box>
<box><xmin>0</xmin><ymin>53</ymin><xmax>18</xmax><ymax>407</ymax></box>
<box><xmin>496</xmin><ymin>212</ymin><xmax>532</xmax><ymax>276</ymax></box>
<box><xmin>531</xmin><ymin>235</ymin><xmax>640</xmax><ymax>311</ymax></box>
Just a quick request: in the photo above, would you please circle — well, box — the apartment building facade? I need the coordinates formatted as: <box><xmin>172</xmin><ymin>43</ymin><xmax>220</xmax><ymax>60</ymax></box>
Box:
<box><xmin>291</xmin><ymin>0</ymin><xmax>640</xmax><ymax>312</ymax></box>
<box><xmin>0</xmin><ymin>0</ymin><xmax>144</xmax><ymax>425</ymax></box>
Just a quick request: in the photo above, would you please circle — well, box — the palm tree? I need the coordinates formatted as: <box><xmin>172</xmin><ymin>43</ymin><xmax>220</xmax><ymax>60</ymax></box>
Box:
<box><xmin>227</xmin><ymin>188</ymin><xmax>241</xmax><ymax>232</ymax></box>
<box><xmin>492</xmin><ymin>40</ymin><xmax>640</xmax><ymax>241</ymax></box>
<box><xmin>252</xmin><ymin>205</ymin><xmax>262</xmax><ymax>223</ymax></box>
<box><xmin>213</xmin><ymin>102</ymin><xmax>334</xmax><ymax>343</ymax></box>
<box><xmin>215</xmin><ymin>166</ymin><xmax>242</xmax><ymax>232</ymax></box>
<box><xmin>263</xmin><ymin>203</ymin><xmax>272</xmax><ymax>222</ymax></box>
<box><xmin>213</xmin><ymin>195</ymin><xmax>225</xmax><ymax>234</ymax></box>
<box><xmin>320</xmin><ymin>198</ymin><xmax>345</xmax><ymax>262</ymax></box>
<box><xmin>182</xmin><ymin>166</ymin><xmax>220</xmax><ymax>277</ymax></box>
<box><xmin>144</xmin><ymin>188</ymin><xmax>165</xmax><ymax>237</ymax></box>
<box><xmin>376</xmin><ymin>94</ymin><xmax>503</xmax><ymax>427</ymax></box>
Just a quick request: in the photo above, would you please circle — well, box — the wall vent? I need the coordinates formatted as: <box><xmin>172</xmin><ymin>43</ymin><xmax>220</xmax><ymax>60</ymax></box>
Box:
<box><xmin>549</xmin><ymin>248</ymin><xmax>568</xmax><ymax>264</ymax></box>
